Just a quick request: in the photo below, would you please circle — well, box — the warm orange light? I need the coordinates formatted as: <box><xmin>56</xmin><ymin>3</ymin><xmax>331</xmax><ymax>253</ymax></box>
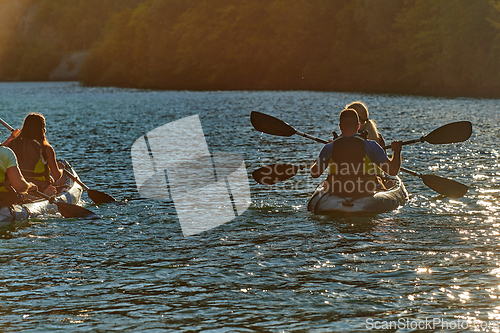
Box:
<box><xmin>0</xmin><ymin>0</ymin><xmax>31</xmax><ymax>70</ymax></box>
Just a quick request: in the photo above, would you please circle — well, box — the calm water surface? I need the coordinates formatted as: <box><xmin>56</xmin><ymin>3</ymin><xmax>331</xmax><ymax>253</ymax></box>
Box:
<box><xmin>0</xmin><ymin>82</ymin><xmax>499</xmax><ymax>332</ymax></box>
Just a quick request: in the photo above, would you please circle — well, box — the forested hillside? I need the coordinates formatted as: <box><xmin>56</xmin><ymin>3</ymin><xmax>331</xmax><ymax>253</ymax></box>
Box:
<box><xmin>2</xmin><ymin>0</ymin><xmax>500</xmax><ymax>97</ymax></box>
<box><xmin>0</xmin><ymin>0</ymin><xmax>143</xmax><ymax>80</ymax></box>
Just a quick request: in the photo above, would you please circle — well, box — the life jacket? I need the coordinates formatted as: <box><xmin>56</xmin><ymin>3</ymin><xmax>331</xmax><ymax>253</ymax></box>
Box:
<box><xmin>1</xmin><ymin>146</ymin><xmax>15</xmax><ymax>194</ymax></box>
<box><xmin>0</xmin><ymin>171</ymin><xmax>11</xmax><ymax>193</ymax></box>
<box><xmin>9</xmin><ymin>139</ymin><xmax>50</xmax><ymax>188</ymax></box>
<box><xmin>0</xmin><ymin>174</ymin><xmax>24</xmax><ymax>206</ymax></box>
<box><xmin>0</xmin><ymin>168</ymin><xmax>17</xmax><ymax>208</ymax></box>
<box><xmin>326</xmin><ymin>135</ymin><xmax>382</xmax><ymax>196</ymax></box>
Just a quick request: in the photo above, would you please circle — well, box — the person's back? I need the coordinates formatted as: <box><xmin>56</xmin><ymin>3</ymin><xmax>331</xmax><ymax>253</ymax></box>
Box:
<box><xmin>328</xmin><ymin>134</ymin><xmax>379</xmax><ymax>196</ymax></box>
<box><xmin>6</xmin><ymin>113</ymin><xmax>62</xmax><ymax>195</ymax></box>
<box><xmin>9</xmin><ymin>137</ymin><xmax>50</xmax><ymax>188</ymax></box>
<box><xmin>311</xmin><ymin>109</ymin><xmax>383</xmax><ymax>196</ymax></box>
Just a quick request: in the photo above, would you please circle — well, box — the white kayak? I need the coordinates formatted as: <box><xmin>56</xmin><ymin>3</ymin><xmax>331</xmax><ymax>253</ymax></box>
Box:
<box><xmin>0</xmin><ymin>163</ymin><xmax>83</xmax><ymax>228</ymax></box>
<box><xmin>307</xmin><ymin>176</ymin><xmax>408</xmax><ymax>216</ymax></box>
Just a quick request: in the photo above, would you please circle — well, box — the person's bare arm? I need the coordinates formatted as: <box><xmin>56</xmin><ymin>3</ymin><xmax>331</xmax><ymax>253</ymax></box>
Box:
<box><xmin>379</xmin><ymin>141</ymin><xmax>402</xmax><ymax>176</ymax></box>
<box><xmin>1</xmin><ymin>129</ymin><xmax>20</xmax><ymax>146</ymax></box>
<box><xmin>6</xmin><ymin>166</ymin><xmax>37</xmax><ymax>193</ymax></box>
<box><xmin>45</xmin><ymin>145</ymin><xmax>63</xmax><ymax>181</ymax></box>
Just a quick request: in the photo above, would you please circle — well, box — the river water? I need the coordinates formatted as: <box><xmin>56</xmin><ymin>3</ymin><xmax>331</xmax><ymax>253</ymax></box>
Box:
<box><xmin>0</xmin><ymin>82</ymin><xmax>498</xmax><ymax>332</ymax></box>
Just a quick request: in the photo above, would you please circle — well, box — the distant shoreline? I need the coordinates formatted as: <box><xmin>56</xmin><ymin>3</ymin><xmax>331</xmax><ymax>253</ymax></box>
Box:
<box><xmin>0</xmin><ymin>79</ymin><xmax>497</xmax><ymax>100</ymax></box>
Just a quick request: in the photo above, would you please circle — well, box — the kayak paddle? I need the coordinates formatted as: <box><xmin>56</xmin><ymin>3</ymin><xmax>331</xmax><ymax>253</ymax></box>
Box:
<box><xmin>63</xmin><ymin>169</ymin><xmax>116</xmax><ymax>204</ymax></box>
<box><xmin>251</xmin><ymin>111</ymin><xmax>328</xmax><ymax>144</ymax></box>
<box><xmin>252</xmin><ymin>163</ymin><xmax>307</xmax><ymax>185</ymax></box>
<box><xmin>253</xmin><ymin>163</ymin><xmax>468</xmax><ymax>197</ymax></box>
<box><xmin>0</xmin><ymin>118</ymin><xmax>14</xmax><ymax>133</ymax></box>
<box><xmin>382</xmin><ymin>121</ymin><xmax>472</xmax><ymax>149</ymax></box>
<box><xmin>0</xmin><ymin>117</ymin><xmax>116</xmax><ymax>204</ymax></box>
<box><xmin>250</xmin><ymin>112</ymin><xmax>469</xmax><ymax>197</ymax></box>
<box><xmin>399</xmin><ymin>167</ymin><xmax>468</xmax><ymax>198</ymax></box>
<box><xmin>251</xmin><ymin>111</ymin><xmax>472</xmax><ymax>149</ymax></box>
<box><xmin>35</xmin><ymin>191</ymin><xmax>100</xmax><ymax>219</ymax></box>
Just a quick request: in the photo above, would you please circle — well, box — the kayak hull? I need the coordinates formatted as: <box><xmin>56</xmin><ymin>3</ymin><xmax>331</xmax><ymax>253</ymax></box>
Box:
<box><xmin>0</xmin><ymin>164</ymin><xmax>83</xmax><ymax>228</ymax></box>
<box><xmin>307</xmin><ymin>176</ymin><xmax>408</xmax><ymax>216</ymax></box>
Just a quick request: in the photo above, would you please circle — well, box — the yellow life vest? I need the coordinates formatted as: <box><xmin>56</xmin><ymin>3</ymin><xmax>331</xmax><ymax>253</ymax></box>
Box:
<box><xmin>9</xmin><ymin>139</ymin><xmax>50</xmax><ymax>185</ymax></box>
<box><xmin>0</xmin><ymin>147</ymin><xmax>14</xmax><ymax>193</ymax></box>
<box><xmin>0</xmin><ymin>173</ymin><xmax>10</xmax><ymax>193</ymax></box>
<box><xmin>327</xmin><ymin>135</ymin><xmax>383</xmax><ymax>196</ymax></box>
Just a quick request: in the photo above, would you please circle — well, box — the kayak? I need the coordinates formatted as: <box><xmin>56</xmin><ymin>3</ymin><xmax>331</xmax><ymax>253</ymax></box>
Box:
<box><xmin>0</xmin><ymin>163</ymin><xmax>84</xmax><ymax>228</ymax></box>
<box><xmin>307</xmin><ymin>176</ymin><xmax>408</xmax><ymax>216</ymax></box>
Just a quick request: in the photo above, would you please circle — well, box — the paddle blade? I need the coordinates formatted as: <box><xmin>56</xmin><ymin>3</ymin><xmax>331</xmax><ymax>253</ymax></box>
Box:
<box><xmin>421</xmin><ymin>174</ymin><xmax>468</xmax><ymax>198</ymax></box>
<box><xmin>250</xmin><ymin>111</ymin><xmax>297</xmax><ymax>137</ymax></box>
<box><xmin>56</xmin><ymin>202</ymin><xmax>100</xmax><ymax>219</ymax></box>
<box><xmin>87</xmin><ymin>189</ymin><xmax>117</xmax><ymax>204</ymax></box>
<box><xmin>423</xmin><ymin>121</ymin><xmax>472</xmax><ymax>144</ymax></box>
<box><xmin>252</xmin><ymin>164</ymin><xmax>302</xmax><ymax>185</ymax></box>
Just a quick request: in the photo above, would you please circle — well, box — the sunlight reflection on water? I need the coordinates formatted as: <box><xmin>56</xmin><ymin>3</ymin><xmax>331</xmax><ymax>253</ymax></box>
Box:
<box><xmin>0</xmin><ymin>82</ymin><xmax>499</xmax><ymax>331</ymax></box>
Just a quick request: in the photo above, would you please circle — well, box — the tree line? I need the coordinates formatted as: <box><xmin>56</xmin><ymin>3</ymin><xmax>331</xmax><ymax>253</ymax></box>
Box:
<box><xmin>2</xmin><ymin>0</ymin><xmax>500</xmax><ymax>98</ymax></box>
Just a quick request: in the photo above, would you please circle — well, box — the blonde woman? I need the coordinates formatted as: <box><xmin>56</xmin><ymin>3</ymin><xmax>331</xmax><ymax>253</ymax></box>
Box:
<box><xmin>345</xmin><ymin>101</ymin><xmax>386</xmax><ymax>147</ymax></box>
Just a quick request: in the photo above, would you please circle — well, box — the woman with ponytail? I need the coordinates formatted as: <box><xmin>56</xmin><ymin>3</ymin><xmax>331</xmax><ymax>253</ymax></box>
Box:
<box><xmin>345</xmin><ymin>101</ymin><xmax>386</xmax><ymax>147</ymax></box>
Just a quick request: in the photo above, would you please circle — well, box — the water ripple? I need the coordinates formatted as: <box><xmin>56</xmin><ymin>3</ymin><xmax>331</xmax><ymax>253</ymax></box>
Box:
<box><xmin>0</xmin><ymin>82</ymin><xmax>499</xmax><ymax>331</ymax></box>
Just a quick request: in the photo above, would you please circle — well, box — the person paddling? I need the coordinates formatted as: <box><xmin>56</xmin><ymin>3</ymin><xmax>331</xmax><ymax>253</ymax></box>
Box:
<box><xmin>346</xmin><ymin>101</ymin><xmax>386</xmax><ymax>147</ymax></box>
<box><xmin>0</xmin><ymin>131</ymin><xmax>38</xmax><ymax>205</ymax></box>
<box><xmin>310</xmin><ymin>108</ymin><xmax>402</xmax><ymax>196</ymax></box>
<box><xmin>5</xmin><ymin>113</ymin><xmax>64</xmax><ymax>196</ymax></box>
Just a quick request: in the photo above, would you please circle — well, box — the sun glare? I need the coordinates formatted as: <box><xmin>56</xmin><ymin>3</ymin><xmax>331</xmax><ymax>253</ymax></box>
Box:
<box><xmin>0</xmin><ymin>0</ymin><xmax>31</xmax><ymax>65</ymax></box>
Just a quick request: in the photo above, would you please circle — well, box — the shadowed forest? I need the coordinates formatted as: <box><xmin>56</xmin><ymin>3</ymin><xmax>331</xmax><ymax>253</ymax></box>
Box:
<box><xmin>1</xmin><ymin>0</ymin><xmax>500</xmax><ymax>97</ymax></box>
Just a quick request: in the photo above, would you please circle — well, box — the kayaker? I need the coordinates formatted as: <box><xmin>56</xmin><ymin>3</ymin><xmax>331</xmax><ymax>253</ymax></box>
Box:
<box><xmin>0</xmin><ymin>133</ymin><xmax>38</xmax><ymax>205</ymax></box>
<box><xmin>346</xmin><ymin>101</ymin><xmax>386</xmax><ymax>147</ymax></box>
<box><xmin>5</xmin><ymin>113</ymin><xmax>64</xmax><ymax>196</ymax></box>
<box><xmin>310</xmin><ymin>108</ymin><xmax>401</xmax><ymax>196</ymax></box>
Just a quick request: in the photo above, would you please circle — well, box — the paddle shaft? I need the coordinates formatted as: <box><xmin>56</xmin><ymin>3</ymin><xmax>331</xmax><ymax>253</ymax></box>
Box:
<box><xmin>296</xmin><ymin>128</ymin><xmax>456</xmax><ymax>176</ymax></box>
<box><xmin>0</xmin><ymin>118</ymin><xmax>15</xmax><ymax>132</ymax></box>
<box><xmin>298</xmin><ymin>131</ymin><xmax>406</xmax><ymax>171</ymax></box>
<box><xmin>382</xmin><ymin>121</ymin><xmax>472</xmax><ymax>149</ymax></box>
<box><xmin>383</xmin><ymin>138</ymin><xmax>420</xmax><ymax>150</ymax></box>
<box><xmin>295</xmin><ymin>128</ymin><xmax>411</xmax><ymax>155</ymax></box>
<box><xmin>35</xmin><ymin>190</ymin><xmax>57</xmax><ymax>203</ymax></box>
<box><xmin>63</xmin><ymin>169</ymin><xmax>89</xmax><ymax>190</ymax></box>
<box><xmin>296</xmin><ymin>130</ymin><xmax>328</xmax><ymax>144</ymax></box>
<box><xmin>294</xmin><ymin>128</ymin><xmax>453</xmax><ymax>150</ymax></box>
<box><xmin>299</xmin><ymin>126</ymin><xmax>411</xmax><ymax>149</ymax></box>
<box><xmin>34</xmin><ymin>190</ymin><xmax>100</xmax><ymax>218</ymax></box>
<box><xmin>400</xmin><ymin>167</ymin><xmax>419</xmax><ymax>177</ymax></box>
